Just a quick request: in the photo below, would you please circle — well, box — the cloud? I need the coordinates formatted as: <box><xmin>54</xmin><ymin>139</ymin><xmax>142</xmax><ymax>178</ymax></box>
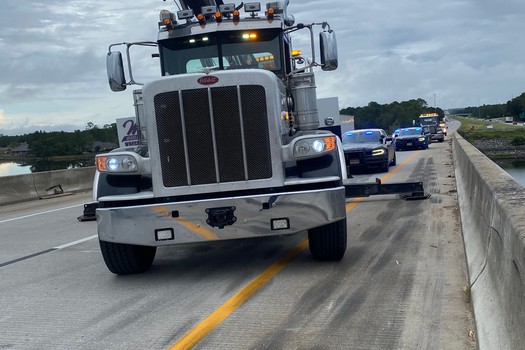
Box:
<box><xmin>1</xmin><ymin>0</ymin><xmax>524</xmax><ymax>135</ymax></box>
<box><xmin>0</xmin><ymin>109</ymin><xmax>7</xmax><ymax>125</ymax></box>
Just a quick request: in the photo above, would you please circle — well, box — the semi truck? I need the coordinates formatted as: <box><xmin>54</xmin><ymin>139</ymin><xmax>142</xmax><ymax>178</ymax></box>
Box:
<box><xmin>95</xmin><ymin>0</ymin><xmax>348</xmax><ymax>274</ymax></box>
<box><xmin>418</xmin><ymin>113</ymin><xmax>444</xmax><ymax>142</ymax></box>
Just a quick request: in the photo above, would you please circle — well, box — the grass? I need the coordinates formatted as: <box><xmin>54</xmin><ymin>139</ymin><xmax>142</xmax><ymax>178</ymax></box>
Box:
<box><xmin>456</xmin><ymin>116</ymin><xmax>525</xmax><ymax>143</ymax></box>
<box><xmin>463</xmin><ymin>284</ymin><xmax>471</xmax><ymax>304</ymax></box>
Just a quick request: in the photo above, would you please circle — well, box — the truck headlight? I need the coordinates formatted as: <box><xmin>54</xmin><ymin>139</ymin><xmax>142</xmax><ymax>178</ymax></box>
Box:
<box><xmin>372</xmin><ymin>148</ymin><xmax>386</xmax><ymax>156</ymax></box>
<box><xmin>97</xmin><ymin>154</ymin><xmax>139</xmax><ymax>173</ymax></box>
<box><xmin>418</xmin><ymin>137</ymin><xmax>426</xmax><ymax>141</ymax></box>
<box><xmin>293</xmin><ymin>136</ymin><xmax>336</xmax><ymax>159</ymax></box>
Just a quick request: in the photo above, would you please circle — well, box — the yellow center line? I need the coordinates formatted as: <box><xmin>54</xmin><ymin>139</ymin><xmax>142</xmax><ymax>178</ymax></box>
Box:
<box><xmin>169</xmin><ymin>239</ymin><xmax>309</xmax><ymax>350</ymax></box>
<box><xmin>168</xmin><ymin>151</ymin><xmax>420</xmax><ymax>349</ymax></box>
<box><xmin>380</xmin><ymin>151</ymin><xmax>420</xmax><ymax>182</ymax></box>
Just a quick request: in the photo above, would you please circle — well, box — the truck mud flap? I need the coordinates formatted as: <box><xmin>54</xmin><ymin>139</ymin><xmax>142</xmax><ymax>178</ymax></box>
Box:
<box><xmin>77</xmin><ymin>202</ymin><xmax>98</xmax><ymax>222</ymax></box>
<box><xmin>344</xmin><ymin>178</ymin><xmax>431</xmax><ymax>201</ymax></box>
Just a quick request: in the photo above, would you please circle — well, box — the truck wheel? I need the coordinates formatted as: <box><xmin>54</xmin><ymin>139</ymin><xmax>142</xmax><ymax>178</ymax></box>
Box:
<box><xmin>308</xmin><ymin>218</ymin><xmax>347</xmax><ymax>261</ymax></box>
<box><xmin>99</xmin><ymin>240</ymin><xmax>156</xmax><ymax>274</ymax></box>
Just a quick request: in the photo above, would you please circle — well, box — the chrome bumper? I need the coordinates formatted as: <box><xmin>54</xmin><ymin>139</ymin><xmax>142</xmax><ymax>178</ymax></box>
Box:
<box><xmin>97</xmin><ymin>187</ymin><xmax>346</xmax><ymax>246</ymax></box>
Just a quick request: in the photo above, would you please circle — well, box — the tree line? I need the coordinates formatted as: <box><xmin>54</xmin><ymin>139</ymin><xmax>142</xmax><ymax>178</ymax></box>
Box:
<box><xmin>0</xmin><ymin>123</ymin><xmax>118</xmax><ymax>158</ymax></box>
<box><xmin>341</xmin><ymin>92</ymin><xmax>525</xmax><ymax>132</ymax></box>
<box><xmin>340</xmin><ymin>98</ymin><xmax>444</xmax><ymax>132</ymax></box>
<box><xmin>453</xmin><ymin>92</ymin><xmax>525</xmax><ymax>120</ymax></box>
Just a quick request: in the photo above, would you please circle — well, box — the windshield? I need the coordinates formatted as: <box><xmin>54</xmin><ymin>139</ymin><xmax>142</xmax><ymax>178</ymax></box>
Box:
<box><xmin>399</xmin><ymin>128</ymin><xmax>423</xmax><ymax>136</ymax></box>
<box><xmin>159</xmin><ymin>29</ymin><xmax>282</xmax><ymax>75</ymax></box>
<box><xmin>419</xmin><ymin>117</ymin><xmax>439</xmax><ymax>125</ymax></box>
<box><xmin>342</xmin><ymin>130</ymin><xmax>383</xmax><ymax>144</ymax></box>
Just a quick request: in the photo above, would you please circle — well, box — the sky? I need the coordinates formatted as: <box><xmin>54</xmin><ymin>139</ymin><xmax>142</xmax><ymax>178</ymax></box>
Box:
<box><xmin>1</xmin><ymin>0</ymin><xmax>524</xmax><ymax>136</ymax></box>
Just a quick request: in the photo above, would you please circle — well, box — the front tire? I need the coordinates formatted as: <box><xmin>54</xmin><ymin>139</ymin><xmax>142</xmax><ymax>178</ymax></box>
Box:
<box><xmin>308</xmin><ymin>218</ymin><xmax>347</xmax><ymax>261</ymax></box>
<box><xmin>99</xmin><ymin>240</ymin><xmax>157</xmax><ymax>274</ymax></box>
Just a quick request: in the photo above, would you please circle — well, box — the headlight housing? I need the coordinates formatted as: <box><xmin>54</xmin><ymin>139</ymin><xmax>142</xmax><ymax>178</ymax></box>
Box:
<box><xmin>293</xmin><ymin>135</ymin><xmax>336</xmax><ymax>159</ymax></box>
<box><xmin>418</xmin><ymin>137</ymin><xmax>426</xmax><ymax>141</ymax></box>
<box><xmin>372</xmin><ymin>148</ymin><xmax>386</xmax><ymax>156</ymax></box>
<box><xmin>96</xmin><ymin>154</ymin><xmax>139</xmax><ymax>173</ymax></box>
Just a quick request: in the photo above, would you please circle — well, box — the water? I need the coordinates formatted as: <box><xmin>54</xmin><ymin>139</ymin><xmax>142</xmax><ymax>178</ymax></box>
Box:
<box><xmin>498</xmin><ymin>161</ymin><xmax>525</xmax><ymax>187</ymax></box>
<box><xmin>0</xmin><ymin>159</ymin><xmax>94</xmax><ymax>177</ymax></box>
<box><xmin>0</xmin><ymin>162</ymin><xmax>32</xmax><ymax>177</ymax></box>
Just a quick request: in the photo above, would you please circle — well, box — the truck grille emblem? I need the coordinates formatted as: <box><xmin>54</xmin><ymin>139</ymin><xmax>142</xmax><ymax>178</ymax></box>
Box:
<box><xmin>197</xmin><ymin>76</ymin><xmax>219</xmax><ymax>85</ymax></box>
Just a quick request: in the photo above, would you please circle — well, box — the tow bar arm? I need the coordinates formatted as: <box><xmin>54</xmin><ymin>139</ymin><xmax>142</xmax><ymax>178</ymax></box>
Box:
<box><xmin>344</xmin><ymin>178</ymin><xmax>431</xmax><ymax>200</ymax></box>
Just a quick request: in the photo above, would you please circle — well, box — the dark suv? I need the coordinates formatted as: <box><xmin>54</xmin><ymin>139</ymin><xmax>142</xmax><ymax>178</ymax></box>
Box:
<box><xmin>341</xmin><ymin>129</ymin><xmax>396</xmax><ymax>173</ymax></box>
<box><xmin>394</xmin><ymin>127</ymin><xmax>430</xmax><ymax>150</ymax></box>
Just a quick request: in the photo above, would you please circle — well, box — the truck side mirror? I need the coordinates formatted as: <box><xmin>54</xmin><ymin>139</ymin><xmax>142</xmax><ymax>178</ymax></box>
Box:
<box><xmin>319</xmin><ymin>31</ymin><xmax>338</xmax><ymax>71</ymax></box>
<box><xmin>106</xmin><ymin>51</ymin><xmax>127</xmax><ymax>91</ymax></box>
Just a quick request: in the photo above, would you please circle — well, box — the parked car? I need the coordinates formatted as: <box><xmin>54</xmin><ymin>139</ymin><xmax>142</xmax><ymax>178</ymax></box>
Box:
<box><xmin>341</xmin><ymin>129</ymin><xmax>396</xmax><ymax>173</ymax></box>
<box><xmin>394</xmin><ymin>127</ymin><xmax>430</xmax><ymax>151</ymax></box>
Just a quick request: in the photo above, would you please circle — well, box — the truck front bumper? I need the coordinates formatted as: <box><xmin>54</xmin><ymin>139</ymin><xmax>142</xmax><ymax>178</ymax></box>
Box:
<box><xmin>97</xmin><ymin>187</ymin><xmax>346</xmax><ymax>246</ymax></box>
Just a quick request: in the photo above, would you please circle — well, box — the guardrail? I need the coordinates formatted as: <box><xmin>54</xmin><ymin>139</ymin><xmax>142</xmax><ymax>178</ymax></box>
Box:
<box><xmin>0</xmin><ymin>167</ymin><xmax>95</xmax><ymax>206</ymax></box>
<box><xmin>453</xmin><ymin>133</ymin><xmax>525</xmax><ymax>350</ymax></box>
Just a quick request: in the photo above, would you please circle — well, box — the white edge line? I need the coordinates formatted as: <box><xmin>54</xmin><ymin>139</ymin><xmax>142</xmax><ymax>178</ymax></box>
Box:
<box><xmin>0</xmin><ymin>204</ymin><xmax>84</xmax><ymax>224</ymax></box>
<box><xmin>54</xmin><ymin>235</ymin><xmax>98</xmax><ymax>250</ymax></box>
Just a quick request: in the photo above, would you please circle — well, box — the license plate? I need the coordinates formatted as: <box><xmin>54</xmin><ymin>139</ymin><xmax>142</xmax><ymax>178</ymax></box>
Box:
<box><xmin>349</xmin><ymin>159</ymin><xmax>360</xmax><ymax>165</ymax></box>
<box><xmin>407</xmin><ymin>142</ymin><xmax>412</xmax><ymax>146</ymax></box>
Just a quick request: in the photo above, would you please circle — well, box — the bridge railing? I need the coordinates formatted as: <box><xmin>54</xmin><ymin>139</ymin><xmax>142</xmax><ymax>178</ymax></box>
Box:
<box><xmin>453</xmin><ymin>133</ymin><xmax>525</xmax><ymax>349</ymax></box>
<box><xmin>0</xmin><ymin>167</ymin><xmax>95</xmax><ymax>206</ymax></box>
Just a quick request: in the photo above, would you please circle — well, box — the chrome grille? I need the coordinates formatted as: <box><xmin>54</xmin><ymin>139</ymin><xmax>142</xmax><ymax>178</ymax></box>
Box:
<box><xmin>154</xmin><ymin>85</ymin><xmax>272</xmax><ymax>187</ymax></box>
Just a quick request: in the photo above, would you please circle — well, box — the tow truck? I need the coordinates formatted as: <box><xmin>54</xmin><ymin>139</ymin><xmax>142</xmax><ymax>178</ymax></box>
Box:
<box><xmin>84</xmin><ymin>0</ymin><xmax>429</xmax><ymax>274</ymax></box>
<box><xmin>419</xmin><ymin>113</ymin><xmax>444</xmax><ymax>142</ymax></box>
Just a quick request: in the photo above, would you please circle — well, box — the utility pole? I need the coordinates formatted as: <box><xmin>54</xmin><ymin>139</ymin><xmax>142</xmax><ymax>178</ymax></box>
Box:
<box><xmin>478</xmin><ymin>98</ymin><xmax>481</xmax><ymax>119</ymax></box>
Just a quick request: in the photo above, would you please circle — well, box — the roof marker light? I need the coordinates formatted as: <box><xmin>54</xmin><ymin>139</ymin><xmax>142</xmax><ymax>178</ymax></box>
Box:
<box><xmin>159</xmin><ymin>9</ymin><xmax>175</xmax><ymax>27</ymax></box>
<box><xmin>232</xmin><ymin>9</ymin><xmax>240</xmax><ymax>21</ymax></box>
<box><xmin>197</xmin><ymin>13</ymin><xmax>206</xmax><ymax>24</ymax></box>
<box><xmin>266</xmin><ymin>7</ymin><xmax>275</xmax><ymax>20</ymax></box>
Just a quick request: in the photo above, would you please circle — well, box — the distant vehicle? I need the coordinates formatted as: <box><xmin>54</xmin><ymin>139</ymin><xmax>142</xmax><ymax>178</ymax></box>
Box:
<box><xmin>419</xmin><ymin>113</ymin><xmax>445</xmax><ymax>141</ymax></box>
<box><xmin>394</xmin><ymin>127</ymin><xmax>430</xmax><ymax>151</ymax></box>
<box><xmin>439</xmin><ymin>121</ymin><xmax>447</xmax><ymax>136</ymax></box>
<box><xmin>341</xmin><ymin>129</ymin><xmax>396</xmax><ymax>173</ymax></box>
<box><xmin>422</xmin><ymin>125</ymin><xmax>444</xmax><ymax>142</ymax></box>
<box><xmin>418</xmin><ymin>113</ymin><xmax>440</xmax><ymax>126</ymax></box>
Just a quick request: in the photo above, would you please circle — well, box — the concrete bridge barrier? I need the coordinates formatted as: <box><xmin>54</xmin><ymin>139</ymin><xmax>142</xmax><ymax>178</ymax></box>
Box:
<box><xmin>0</xmin><ymin>166</ymin><xmax>95</xmax><ymax>206</ymax></box>
<box><xmin>453</xmin><ymin>133</ymin><xmax>525</xmax><ymax>350</ymax></box>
